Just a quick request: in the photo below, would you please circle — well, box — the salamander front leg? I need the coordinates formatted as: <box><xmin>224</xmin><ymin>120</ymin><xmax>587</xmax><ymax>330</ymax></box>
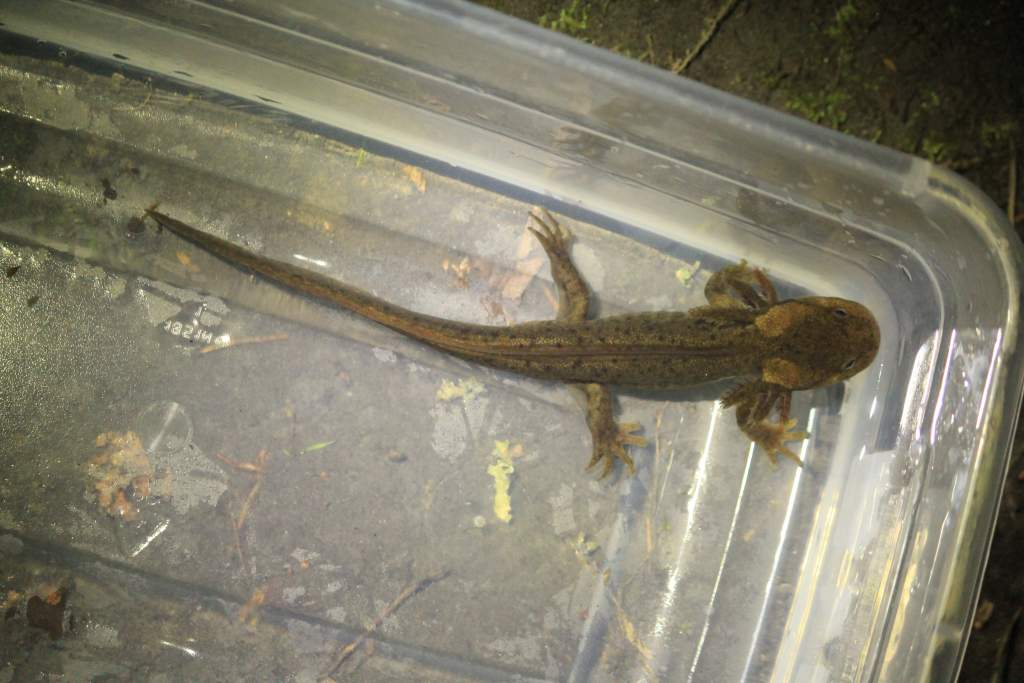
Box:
<box><xmin>704</xmin><ymin>261</ymin><xmax>778</xmax><ymax>310</ymax></box>
<box><xmin>579</xmin><ymin>383</ymin><xmax>646</xmax><ymax>478</ymax></box>
<box><xmin>722</xmin><ymin>380</ymin><xmax>807</xmax><ymax>466</ymax></box>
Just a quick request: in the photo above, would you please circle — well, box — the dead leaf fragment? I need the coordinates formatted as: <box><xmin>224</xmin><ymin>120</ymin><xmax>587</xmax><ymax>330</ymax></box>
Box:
<box><xmin>442</xmin><ymin>256</ymin><xmax>472</xmax><ymax>288</ymax></box>
<box><xmin>239</xmin><ymin>585</ymin><xmax>267</xmax><ymax>625</ymax></box>
<box><xmin>176</xmin><ymin>250</ymin><xmax>200</xmax><ymax>273</ymax></box>
<box><xmin>87</xmin><ymin>431</ymin><xmax>167</xmax><ymax>520</ymax></box>
<box><xmin>401</xmin><ymin>165</ymin><xmax>427</xmax><ymax>192</ymax></box>
<box><xmin>973</xmin><ymin>599</ymin><xmax>994</xmax><ymax>629</ymax></box>
<box><xmin>26</xmin><ymin>583</ymin><xmax>70</xmax><ymax>640</ymax></box>
<box><xmin>501</xmin><ymin>256</ymin><xmax>545</xmax><ymax>300</ymax></box>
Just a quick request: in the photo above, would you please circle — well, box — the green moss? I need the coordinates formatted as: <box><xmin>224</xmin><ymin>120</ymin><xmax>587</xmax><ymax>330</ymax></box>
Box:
<box><xmin>863</xmin><ymin>127</ymin><xmax>883</xmax><ymax>143</ymax></box>
<box><xmin>825</xmin><ymin>1</ymin><xmax>859</xmax><ymax>40</ymax></box>
<box><xmin>785</xmin><ymin>90</ymin><xmax>851</xmax><ymax>130</ymax></box>
<box><xmin>539</xmin><ymin>0</ymin><xmax>590</xmax><ymax>38</ymax></box>
<box><xmin>921</xmin><ymin>137</ymin><xmax>950</xmax><ymax>162</ymax></box>
<box><xmin>920</xmin><ymin>89</ymin><xmax>941</xmax><ymax>111</ymax></box>
<box><xmin>980</xmin><ymin>120</ymin><xmax>1019</xmax><ymax>150</ymax></box>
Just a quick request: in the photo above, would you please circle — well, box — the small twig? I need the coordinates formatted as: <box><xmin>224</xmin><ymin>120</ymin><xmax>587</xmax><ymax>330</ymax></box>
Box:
<box><xmin>324</xmin><ymin>570</ymin><xmax>450</xmax><ymax>677</ymax></box>
<box><xmin>216</xmin><ymin>449</ymin><xmax>270</xmax><ymax>578</ymax></box>
<box><xmin>236</xmin><ymin>462</ymin><xmax>268</xmax><ymax>532</ymax></box>
<box><xmin>230</xmin><ymin>502</ymin><xmax>249</xmax><ymax>576</ymax></box>
<box><xmin>1008</xmin><ymin>144</ymin><xmax>1018</xmax><ymax>225</ymax></box>
<box><xmin>653</xmin><ymin>403</ymin><xmax>667</xmax><ymax>469</ymax></box>
<box><xmin>235</xmin><ymin>451</ymin><xmax>269</xmax><ymax>531</ymax></box>
<box><xmin>673</xmin><ymin>0</ymin><xmax>742</xmax><ymax>73</ymax></box>
<box><xmin>569</xmin><ymin>540</ymin><xmax>654</xmax><ymax>675</ymax></box>
<box><xmin>216</xmin><ymin>450</ymin><xmax>267</xmax><ymax>474</ymax></box>
<box><xmin>200</xmin><ymin>333</ymin><xmax>289</xmax><ymax>354</ymax></box>
<box><xmin>943</xmin><ymin>156</ymin><xmax>984</xmax><ymax>172</ymax></box>
<box><xmin>637</xmin><ymin>34</ymin><xmax>656</xmax><ymax>64</ymax></box>
<box><xmin>991</xmin><ymin>606</ymin><xmax>1023</xmax><ymax>681</ymax></box>
<box><xmin>112</xmin><ymin>80</ymin><xmax>155</xmax><ymax>112</ymax></box>
<box><xmin>644</xmin><ymin>402</ymin><xmax>670</xmax><ymax>557</ymax></box>
<box><xmin>238</xmin><ymin>584</ymin><xmax>267</xmax><ymax>624</ymax></box>
<box><xmin>656</xmin><ymin>411</ymin><xmax>683</xmax><ymax>512</ymax></box>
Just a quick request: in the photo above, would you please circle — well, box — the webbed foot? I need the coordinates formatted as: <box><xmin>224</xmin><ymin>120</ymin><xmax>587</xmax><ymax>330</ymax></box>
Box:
<box><xmin>528</xmin><ymin>209</ymin><xmax>591</xmax><ymax>322</ymax></box>
<box><xmin>578</xmin><ymin>383</ymin><xmax>646</xmax><ymax>478</ymax></box>
<box><xmin>586</xmin><ymin>421</ymin><xmax>647</xmax><ymax>479</ymax></box>
<box><xmin>726</xmin><ymin>380</ymin><xmax>807</xmax><ymax>466</ymax></box>
<box><xmin>744</xmin><ymin>418</ymin><xmax>808</xmax><ymax>466</ymax></box>
<box><xmin>528</xmin><ymin>208</ymin><xmax>574</xmax><ymax>257</ymax></box>
<box><xmin>705</xmin><ymin>260</ymin><xmax>778</xmax><ymax>309</ymax></box>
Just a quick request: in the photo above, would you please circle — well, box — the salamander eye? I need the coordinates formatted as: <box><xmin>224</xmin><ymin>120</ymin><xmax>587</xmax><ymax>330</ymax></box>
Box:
<box><xmin>842</xmin><ymin>358</ymin><xmax>858</xmax><ymax>371</ymax></box>
<box><xmin>833</xmin><ymin>308</ymin><xmax>849</xmax><ymax>319</ymax></box>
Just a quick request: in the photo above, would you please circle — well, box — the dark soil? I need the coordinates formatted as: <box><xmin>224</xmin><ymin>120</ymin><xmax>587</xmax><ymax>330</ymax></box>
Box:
<box><xmin>474</xmin><ymin>1</ymin><xmax>1024</xmax><ymax>679</ymax></box>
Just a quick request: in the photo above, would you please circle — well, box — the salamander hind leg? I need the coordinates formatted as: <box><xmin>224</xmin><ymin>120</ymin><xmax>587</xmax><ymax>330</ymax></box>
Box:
<box><xmin>704</xmin><ymin>261</ymin><xmax>778</xmax><ymax>309</ymax></box>
<box><xmin>578</xmin><ymin>383</ymin><xmax>646</xmax><ymax>478</ymax></box>
<box><xmin>528</xmin><ymin>209</ymin><xmax>592</xmax><ymax>322</ymax></box>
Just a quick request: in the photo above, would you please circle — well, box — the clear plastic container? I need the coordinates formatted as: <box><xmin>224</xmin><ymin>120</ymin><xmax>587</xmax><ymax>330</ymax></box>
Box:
<box><xmin>0</xmin><ymin>2</ymin><xmax>1020</xmax><ymax>681</ymax></box>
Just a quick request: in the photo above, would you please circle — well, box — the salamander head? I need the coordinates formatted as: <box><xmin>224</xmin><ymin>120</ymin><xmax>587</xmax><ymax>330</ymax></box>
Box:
<box><xmin>755</xmin><ymin>297</ymin><xmax>880</xmax><ymax>390</ymax></box>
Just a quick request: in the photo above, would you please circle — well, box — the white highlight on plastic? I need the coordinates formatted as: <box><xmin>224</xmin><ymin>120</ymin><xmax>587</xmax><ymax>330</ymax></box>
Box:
<box><xmin>160</xmin><ymin>640</ymin><xmax>199</xmax><ymax>658</ymax></box>
<box><xmin>130</xmin><ymin>519</ymin><xmax>169</xmax><ymax>557</ymax></box>
<box><xmin>293</xmin><ymin>253</ymin><xmax>329</xmax><ymax>268</ymax></box>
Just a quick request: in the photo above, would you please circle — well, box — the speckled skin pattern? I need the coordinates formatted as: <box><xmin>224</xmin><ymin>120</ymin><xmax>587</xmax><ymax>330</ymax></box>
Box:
<box><xmin>146</xmin><ymin>208</ymin><xmax>879</xmax><ymax>475</ymax></box>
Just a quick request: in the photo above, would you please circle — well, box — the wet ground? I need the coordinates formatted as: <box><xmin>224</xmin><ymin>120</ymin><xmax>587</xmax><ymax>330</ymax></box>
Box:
<box><xmin>474</xmin><ymin>1</ymin><xmax>1024</xmax><ymax>680</ymax></box>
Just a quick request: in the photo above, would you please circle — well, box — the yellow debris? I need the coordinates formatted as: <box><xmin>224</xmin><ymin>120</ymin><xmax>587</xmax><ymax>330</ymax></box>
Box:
<box><xmin>487</xmin><ymin>440</ymin><xmax>516</xmax><ymax>523</ymax></box>
<box><xmin>674</xmin><ymin>260</ymin><xmax>702</xmax><ymax>285</ymax></box>
<box><xmin>436</xmin><ymin>378</ymin><xmax>484</xmax><ymax>404</ymax></box>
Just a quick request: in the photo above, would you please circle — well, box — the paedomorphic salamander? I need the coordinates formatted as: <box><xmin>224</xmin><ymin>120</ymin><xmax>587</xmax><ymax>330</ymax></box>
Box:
<box><xmin>145</xmin><ymin>208</ymin><xmax>879</xmax><ymax>477</ymax></box>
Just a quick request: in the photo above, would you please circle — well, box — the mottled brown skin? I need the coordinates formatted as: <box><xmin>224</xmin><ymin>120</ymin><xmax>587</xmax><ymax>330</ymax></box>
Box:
<box><xmin>145</xmin><ymin>208</ymin><xmax>880</xmax><ymax>476</ymax></box>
